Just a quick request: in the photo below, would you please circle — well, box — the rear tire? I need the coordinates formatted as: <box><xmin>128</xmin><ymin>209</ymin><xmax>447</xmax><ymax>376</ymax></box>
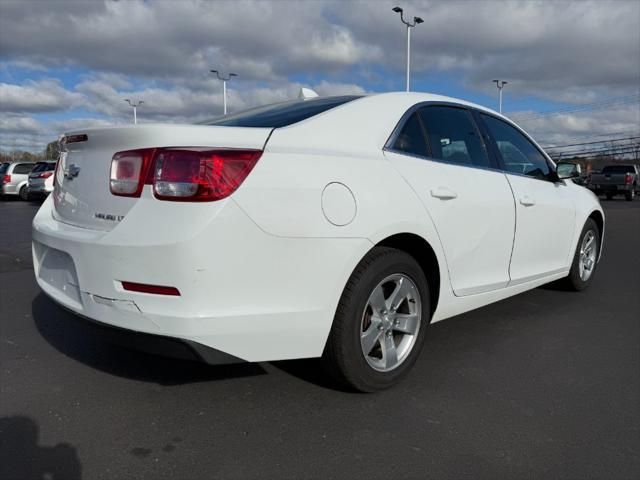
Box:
<box><xmin>19</xmin><ymin>186</ymin><xmax>29</xmax><ymax>201</ymax></box>
<box><xmin>322</xmin><ymin>247</ymin><xmax>430</xmax><ymax>392</ymax></box>
<box><xmin>605</xmin><ymin>193</ymin><xmax>613</xmax><ymax>200</ymax></box>
<box><xmin>560</xmin><ymin>218</ymin><xmax>600</xmax><ymax>291</ymax></box>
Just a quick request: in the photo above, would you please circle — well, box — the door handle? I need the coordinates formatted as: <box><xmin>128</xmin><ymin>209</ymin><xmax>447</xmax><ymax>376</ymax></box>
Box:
<box><xmin>430</xmin><ymin>186</ymin><xmax>458</xmax><ymax>200</ymax></box>
<box><xmin>519</xmin><ymin>195</ymin><xmax>536</xmax><ymax>207</ymax></box>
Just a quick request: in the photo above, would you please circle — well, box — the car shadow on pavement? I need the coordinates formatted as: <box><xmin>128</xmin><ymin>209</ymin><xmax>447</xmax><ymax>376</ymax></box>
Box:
<box><xmin>31</xmin><ymin>293</ymin><xmax>267</xmax><ymax>386</ymax></box>
<box><xmin>0</xmin><ymin>416</ymin><xmax>82</xmax><ymax>480</ymax></box>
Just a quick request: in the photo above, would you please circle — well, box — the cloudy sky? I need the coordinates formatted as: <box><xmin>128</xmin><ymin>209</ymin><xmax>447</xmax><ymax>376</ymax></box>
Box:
<box><xmin>1</xmin><ymin>0</ymin><xmax>639</xmax><ymax>153</ymax></box>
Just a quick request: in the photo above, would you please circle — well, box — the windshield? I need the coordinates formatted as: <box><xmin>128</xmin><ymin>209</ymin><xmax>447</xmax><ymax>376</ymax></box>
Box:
<box><xmin>203</xmin><ymin>95</ymin><xmax>362</xmax><ymax>128</ymax></box>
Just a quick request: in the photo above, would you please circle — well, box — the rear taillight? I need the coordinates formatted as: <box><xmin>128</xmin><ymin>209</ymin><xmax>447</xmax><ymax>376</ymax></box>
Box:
<box><xmin>2</xmin><ymin>175</ymin><xmax>10</xmax><ymax>184</ymax></box>
<box><xmin>625</xmin><ymin>173</ymin><xmax>633</xmax><ymax>185</ymax></box>
<box><xmin>39</xmin><ymin>172</ymin><xmax>54</xmax><ymax>179</ymax></box>
<box><xmin>109</xmin><ymin>148</ymin><xmax>262</xmax><ymax>201</ymax></box>
<box><xmin>109</xmin><ymin>149</ymin><xmax>155</xmax><ymax>197</ymax></box>
<box><xmin>153</xmin><ymin>149</ymin><xmax>261</xmax><ymax>201</ymax></box>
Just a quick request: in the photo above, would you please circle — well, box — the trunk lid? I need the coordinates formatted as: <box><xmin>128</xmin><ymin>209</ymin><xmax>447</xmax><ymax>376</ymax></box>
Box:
<box><xmin>53</xmin><ymin>124</ymin><xmax>272</xmax><ymax>231</ymax></box>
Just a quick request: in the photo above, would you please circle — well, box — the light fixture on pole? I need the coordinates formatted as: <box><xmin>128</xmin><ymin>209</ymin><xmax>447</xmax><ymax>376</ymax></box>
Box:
<box><xmin>210</xmin><ymin>70</ymin><xmax>237</xmax><ymax>115</ymax></box>
<box><xmin>124</xmin><ymin>99</ymin><xmax>143</xmax><ymax>124</ymax></box>
<box><xmin>492</xmin><ymin>80</ymin><xmax>508</xmax><ymax>114</ymax></box>
<box><xmin>392</xmin><ymin>6</ymin><xmax>424</xmax><ymax>92</ymax></box>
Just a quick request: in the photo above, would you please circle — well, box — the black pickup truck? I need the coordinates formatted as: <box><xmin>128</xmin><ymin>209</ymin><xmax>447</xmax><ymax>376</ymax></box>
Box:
<box><xmin>589</xmin><ymin>164</ymin><xmax>639</xmax><ymax>201</ymax></box>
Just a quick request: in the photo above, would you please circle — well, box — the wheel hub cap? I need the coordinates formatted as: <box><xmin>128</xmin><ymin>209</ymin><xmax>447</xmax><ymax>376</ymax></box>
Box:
<box><xmin>360</xmin><ymin>273</ymin><xmax>422</xmax><ymax>372</ymax></box>
<box><xmin>578</xmin><ymin>230</ymin><xmax>597</xmax><ymax>282</ymax></box>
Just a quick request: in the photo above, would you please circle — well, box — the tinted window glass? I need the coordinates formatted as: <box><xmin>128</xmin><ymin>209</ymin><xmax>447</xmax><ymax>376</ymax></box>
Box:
<box><xmin>0</xmin><ymin>164</ymin><xmax>8</xmax><ymax>174</ymax></box>
<box><xmin>32</xmin><ymin>162</ymin><xmax>55</xmax><ymax>173</ymax></box>
<box><xmin>481</xmin><ymin>114</ymin><xmax>550</xmax><ymax>179</ymax></box>
<box><xmin>419</xmin><ymin>107</ymin><xmax>490</xmax><ymax>167</ymax></box>
<box><xmin>203</xmin><ymin>95</ymin><xmax>362</xmax><ymax>128</ymax></box>
<box><xmin>392</xmin><ymin>112</ymin><xmax>428</xmax><ymax>157</ymax></box>
<box><xmin>601</xmin><ymin>165</ymin><xmax>636</xmax><ymax>174</ymax></box>
<box><xmin>13</xmin><ymin>163</ymin><xmax>34</xmax><ymax>174</ymax></box>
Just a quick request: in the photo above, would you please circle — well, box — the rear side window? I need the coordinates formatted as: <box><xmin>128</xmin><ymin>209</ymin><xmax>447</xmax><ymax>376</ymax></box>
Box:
<box><xmin>392</xmin><ymin>112</ymin><xmax>428</xmax><ymax>157</ymax></box>
<box><xmin>601</xmin><ymin>165</ymin><xmax>636</xmax><ymax>174</ymax></box>
<box><xmin>203</xmin><ymin>95</ymin><xmax>362</xmax><ymax>128</ymax></box>
<box><xmin>419</xmin><ymin>106</ymin><xmax>490</xmax><ymax>168</ymax></box>
<box><xmin>31</xmin><ymin>162</ymin><xmax>55</xmax><ymax>173</ymax></box>
<box><xmin>481</xmin><ymin>114</ymin><xmax>550</xmax><ymax>179</ymax></box>
<box><xmin>12</xmin><ymin>163</ymin><xmax>34</xmax><ymax>174</ymax></box>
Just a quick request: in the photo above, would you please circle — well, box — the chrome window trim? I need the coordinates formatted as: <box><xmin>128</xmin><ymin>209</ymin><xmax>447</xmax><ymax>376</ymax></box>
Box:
<box><xmin>383</xmin><ymin>146</ymin><xmax>509</xmax><ymax>175</ymax></box>
<box><xmin>385</xmin><ymin>100</ymin><xmax>560</xmax><ymax>184</ymax></box>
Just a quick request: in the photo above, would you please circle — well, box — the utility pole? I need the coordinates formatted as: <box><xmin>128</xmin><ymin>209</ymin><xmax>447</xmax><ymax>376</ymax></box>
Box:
<box><xmin>210</xmin><ymin>70</ymin><xmax>237</xmax><ymax>115</ymax></box>
<box><xmin>392</xmin><ymin>6</ymin><xmax>424</xmax><ymax>92</ymax></box>
<box><xmin>492</xmin><ymin>80</ymin><xmax>508</xmax><ymax>114</ymax></box>
<box><xmin>124</xmin><ymin>99</ymin><xmax>143</xmax><ymax>124</ymax></box>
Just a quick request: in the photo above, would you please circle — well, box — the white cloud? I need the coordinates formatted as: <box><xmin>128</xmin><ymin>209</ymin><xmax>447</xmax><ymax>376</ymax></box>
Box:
<box><xmin>0</xmin><ymin>0</ymin><xmax>639</xmax><ymax>152</ymax></box>
<box><xmin>0</xmin><ymin>79</ymin><xmax>85</xmax><ymax>113</ymax></box>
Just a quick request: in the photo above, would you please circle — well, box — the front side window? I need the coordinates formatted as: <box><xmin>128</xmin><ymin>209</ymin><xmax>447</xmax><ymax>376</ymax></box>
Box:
<box><xmin>418</xmin><ymin>106</ymin><xmax>490</xmax><ymax>168</ymax></box>
<box><xmin>481</xmin><ymin>114</ymin><xmax>550</xmax><ymax>179</ymax></box>
<box><xmin>391</xmin><ymin>112</ymin><xmax>428</xmax><ymax>157</ymax></box>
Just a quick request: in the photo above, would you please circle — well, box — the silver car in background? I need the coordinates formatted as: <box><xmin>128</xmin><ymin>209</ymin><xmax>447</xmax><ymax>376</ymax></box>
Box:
<box><xmin>1</xmin><ymin>162</ymin><xmax>35</xmax><ymax>200</ymax></box>
<box><xmin>27</xmin><ymin>161</ymin><xmax>56</xmax><ymax>200</ymax></box>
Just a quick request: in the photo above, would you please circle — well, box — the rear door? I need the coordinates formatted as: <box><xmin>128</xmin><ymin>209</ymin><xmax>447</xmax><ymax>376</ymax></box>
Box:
<box><xmin>385</xmin><ymin>105</ymin><xmax>516</xmax><ymax>296</ymax></box>
<box><xmin>478</xmin><ymin>113</ymin><xmax>576</xmax><ymax>283</ymax></box>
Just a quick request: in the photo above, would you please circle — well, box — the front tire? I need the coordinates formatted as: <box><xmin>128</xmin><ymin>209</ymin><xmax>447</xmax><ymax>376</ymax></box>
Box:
<box><xmin>561</xmin><ymin>218</ymin><xmax>600</xmax><ymax>291</ymax></box>
<box><xmin>19</xmin><ymin>186</ymin><xmax>29</xmax><ymax>201</ymax></box>
<box><xmin>322</xmin><ymin>247</ymin><xmax>430</xmax><ymax>392</ymax></box>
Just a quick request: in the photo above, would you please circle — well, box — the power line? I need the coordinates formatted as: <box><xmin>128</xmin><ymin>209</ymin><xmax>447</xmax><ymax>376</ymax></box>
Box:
<box><xmin>510</xmin><ymin>93</ymin><xmax>640</xmax><ymax>121</ymax></box>
<box><xmin>540</xmin><ymin>130</ymin><xmax>640</xmax><ymax>144</ymax></box>
<box><xmin>543</xmin><ymin>135</ymin><xmax>640</xmax><ymax>150</ymax></box>
<box><xmin>550</xmin><ymin>146</ymin><xmax>639</xmax><ymax>159</ymax></box>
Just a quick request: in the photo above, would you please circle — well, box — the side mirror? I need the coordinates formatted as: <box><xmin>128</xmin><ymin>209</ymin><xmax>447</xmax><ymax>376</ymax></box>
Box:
<box><xmin>556</xmin><ymin>161</ymin><xmax>581</xmax><ymax>180</ymax></box>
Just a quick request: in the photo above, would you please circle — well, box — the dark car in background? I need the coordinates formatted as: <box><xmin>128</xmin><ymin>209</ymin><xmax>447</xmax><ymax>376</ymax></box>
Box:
<box><xmin>589</xmin><ymin>164</ymin><xmax>639</xmax><ymax>201</ymax></box>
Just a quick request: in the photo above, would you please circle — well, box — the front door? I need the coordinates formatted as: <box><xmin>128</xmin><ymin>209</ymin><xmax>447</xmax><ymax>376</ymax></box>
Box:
<box><xmin>478</xmin><ymin>113</ymin><xmax>576</xmax><ymax>283</ymax></box>
<box><xmin>385</xmin><ymin>105</ymin><xmax>516</xmax><ymax>296</ymax></box>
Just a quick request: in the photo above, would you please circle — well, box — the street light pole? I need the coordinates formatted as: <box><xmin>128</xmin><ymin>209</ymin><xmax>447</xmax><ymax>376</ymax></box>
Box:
<box><xmin>392</xmin><ymin>7</ymin><xmax>424</xmax><ymax>92</ymax></box>
<box><xmin>492</xmin><ymin>80</ymin><xmax>508</xmax><ymax>114</ymax></box>
<box><xmin>124</xmin><ymin>99</ymin><xmax>143</xmax><ymax>124</ymax></box>
<box><xmin>210</xmin><ymin>70</ymin><xmax>238</xmax><ymax>115</ymax></box>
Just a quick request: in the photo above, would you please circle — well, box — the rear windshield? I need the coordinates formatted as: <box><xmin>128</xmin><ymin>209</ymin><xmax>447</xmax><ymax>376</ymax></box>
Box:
<box><xmin>601</xmin><ymin>165</ymin><xmax>636</xmax><ymax>174</ymax></box>
<box><xmin>203</xmin><ymin>95</ymin><xmax>362</xmax><ymax>128</ymax></box>
<box><xmin>31</xmin><ymin>162</ymin><xmax>56</xmax><ymax>173</ymax></box>
<box><xmin>0</xmin><ymin>164</ymin><xmax>8</xmax><ymax>174</ymax></box>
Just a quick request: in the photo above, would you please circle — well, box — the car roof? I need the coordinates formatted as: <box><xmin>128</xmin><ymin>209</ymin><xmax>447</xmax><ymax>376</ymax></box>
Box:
<box><xmin>268</xmin><ymin>91</ymin><xmax>513</xmax><ymax>155</ymax></box>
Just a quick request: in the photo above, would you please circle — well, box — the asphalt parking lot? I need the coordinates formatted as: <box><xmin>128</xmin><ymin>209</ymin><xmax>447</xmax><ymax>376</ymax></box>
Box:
<box><xmin>1</xmin><ymin>197</ymin><xmax>638</xmax><ymax>480</ymax></box>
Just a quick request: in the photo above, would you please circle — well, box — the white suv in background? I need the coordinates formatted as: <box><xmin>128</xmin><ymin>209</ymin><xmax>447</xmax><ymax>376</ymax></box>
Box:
<box><xmin>1</xmin><ymin>162</ymin><xmax>34</xmax><ymax>200</ymax></box>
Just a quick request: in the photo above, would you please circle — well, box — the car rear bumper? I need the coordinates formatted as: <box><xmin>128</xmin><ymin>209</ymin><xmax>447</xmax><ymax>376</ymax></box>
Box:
<box><xmin>591</xmin><ymin>184</ymin><xmax>633</xmax><ymax>192</ymax></box>
<box><xmin>32</xmin><ymin>193</ymin><xmax>370</xmax><ymax>363</ymax></box>
<box><xmin>28</xmin><ymin>183</ymin><xmax>53</xmax><ymax>195</ymax></box>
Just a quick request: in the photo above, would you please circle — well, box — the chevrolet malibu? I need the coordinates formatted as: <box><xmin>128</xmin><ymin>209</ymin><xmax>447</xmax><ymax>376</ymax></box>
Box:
<box><xmin>32</xmin><ymin>92</ymin><xmax>604</xmax><ymax>391</ymax></box>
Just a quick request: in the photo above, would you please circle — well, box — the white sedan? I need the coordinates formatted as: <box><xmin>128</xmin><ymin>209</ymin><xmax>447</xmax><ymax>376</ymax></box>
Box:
<box><xmin>32</xmin><ymin>92</ymin><xmax>604</xmax><ymax>391</ymax></box>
